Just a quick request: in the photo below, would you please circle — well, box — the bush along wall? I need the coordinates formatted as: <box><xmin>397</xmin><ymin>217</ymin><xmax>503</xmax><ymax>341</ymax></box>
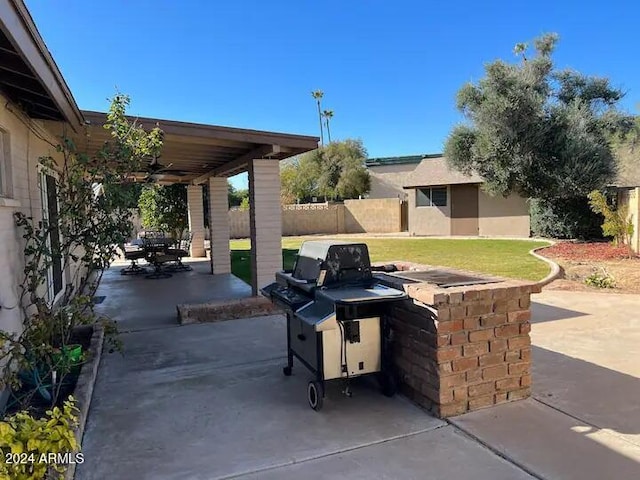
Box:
<box><xmin>530</xmin><ymin>197</ymin><xmax>604</xmax><ymax>240</ymax></box>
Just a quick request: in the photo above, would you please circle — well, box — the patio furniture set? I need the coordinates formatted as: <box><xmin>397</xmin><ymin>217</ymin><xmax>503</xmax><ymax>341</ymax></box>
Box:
<box><xmin>121</xmin><ymin>231</ymin><xmax>193</xmax><ymax>279</ymax></box>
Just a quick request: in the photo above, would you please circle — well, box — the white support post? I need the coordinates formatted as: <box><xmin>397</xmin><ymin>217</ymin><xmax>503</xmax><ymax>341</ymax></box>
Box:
<box><xmin>187</xmin><ymin>185</ymin><xmax>206</xmax><ymax>257</ymax></box>
<box><xmin>248</xmin><ymin>159</ymin><xmax>282</xmax><ymax>295</ymax></box>
<box><xmin>208</xmin><ymin>176</ymin><xmax>231</xmax><ymax>274</ymax></box>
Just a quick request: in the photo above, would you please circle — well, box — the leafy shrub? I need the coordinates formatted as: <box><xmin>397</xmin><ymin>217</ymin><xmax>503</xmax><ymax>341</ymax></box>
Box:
<box><xmin>584</xmin><ymin>269</ymin><xmax>616</xmax><ymax>289</ymax></box>
<box><xmin>138</xmin><ymin>184</ymin><xmax>188</xmax><ymax>240</ymax></box>
<box><xmin>0</xmin><ymin>397</ymin><xmax>79</xmax><ymax>480</ymax></box>
<box><xmin>530</xmin><ymin>197</ymin><xmax>604</xmax><ymax>240</ymax></box>
<box><xmin>587</xmin><ymin>190</ymin><xmax>634</xmax><ymax>252</ymax></box>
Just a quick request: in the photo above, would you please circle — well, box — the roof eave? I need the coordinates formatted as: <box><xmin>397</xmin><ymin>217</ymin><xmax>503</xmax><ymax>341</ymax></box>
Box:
<box><xmin>403</xmin><ymin>180</ymin><xmax>484</xmax><ymax>189</ymax></box>
<box><xmin>0</xmin><ymin>0</ymin><xmax>83</xmax><ymax>131</ymax></box>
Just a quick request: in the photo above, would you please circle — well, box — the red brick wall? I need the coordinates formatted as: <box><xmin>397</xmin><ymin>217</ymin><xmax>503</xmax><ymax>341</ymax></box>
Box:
<box><xmin>383</xmin><ymin>274</ymin><xmax>538</xmax><ymax>418</ymax></box>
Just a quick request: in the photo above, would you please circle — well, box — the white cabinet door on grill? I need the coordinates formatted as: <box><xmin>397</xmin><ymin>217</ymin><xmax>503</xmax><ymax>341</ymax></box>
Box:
<box><xmin>322</xmin><ymin>317</ymin><xmax>382</xmax><ymax>380</ymax></box>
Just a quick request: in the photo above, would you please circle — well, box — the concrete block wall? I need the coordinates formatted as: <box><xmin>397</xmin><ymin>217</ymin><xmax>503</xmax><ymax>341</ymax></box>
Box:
<box><xmin>229</xmin><ymin>198</ymin><xmax>403</xmax><ymax>238</ymax></box>
<box><xmin>344</xmin><ymin>198</ymin><xmax>402</xmax><ymax>233</ymax></box>
<box><xmin>229</xmin><ymin>208</ymin><xmax>250</xmax><ymax>238</ymax></box>
<box><xmin>282</xmin><ymin>204</ymin><xmax>342</xmax><ymax>236</ymax></box>
<box><xmin>381</xmin><ymin>271</ymin><xmax>538</xmax><ymax>418</ymax></box>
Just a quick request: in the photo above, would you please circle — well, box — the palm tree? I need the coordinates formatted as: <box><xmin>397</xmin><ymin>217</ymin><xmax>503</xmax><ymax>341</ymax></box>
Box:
<box><xmin>322</xmin><ymin>110</ymin><xmax>334</xmax><ymax>143</ymax></box>
<box><xmin>311</xmin><ymin>90</ymin><xmax>324</xmax><ymax>145</ymax></box>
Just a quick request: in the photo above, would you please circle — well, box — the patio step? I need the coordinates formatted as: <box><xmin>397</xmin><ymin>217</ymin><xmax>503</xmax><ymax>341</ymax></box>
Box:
<box><xmin>177</xmin><ymin>296</ymin><xmax>281</xmax><ymax>325</ymax></box>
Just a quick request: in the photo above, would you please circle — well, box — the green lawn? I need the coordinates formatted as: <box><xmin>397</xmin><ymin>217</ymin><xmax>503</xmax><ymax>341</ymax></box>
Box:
<box><xmin>230</xmin><ymin>237</ymin><xmax>551</xmax><ymax>285</ymax></box>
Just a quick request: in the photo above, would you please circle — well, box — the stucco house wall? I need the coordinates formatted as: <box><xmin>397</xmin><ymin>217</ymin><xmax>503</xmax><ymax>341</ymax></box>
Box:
<box><xmin>478</xmin><ymin>191</ymin><xmax>530</xmax><ymax>237</ymax></box>
<box><xmin>618</xmin><ymin>187</ymin><xmax>640</xmax><ymax>253</ymax></box>
<box><xmin>368</xmin><ymin>163</ymin><xmax>418</xmax><ymax>199</ymax></box>
<box><xmin>367</xmin><ymin>154</ymin><xmax>531</xmax><ymax>238</ymax></box>
<box><xmin>407</xmin><ymin>185</ymin><xmax>451</xmax><ymax>236</ymax></box>
<box><xmin>0</xmin><ymin>94</ymin><xmax>65</xmax><ymax>335</ymax></box>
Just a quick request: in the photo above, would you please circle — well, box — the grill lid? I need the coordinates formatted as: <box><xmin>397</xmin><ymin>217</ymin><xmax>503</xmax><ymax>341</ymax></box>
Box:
<box><xmin>291</xmin><ymin>241</ymin><xmax>372</xmax><ymax>287</ymax></box>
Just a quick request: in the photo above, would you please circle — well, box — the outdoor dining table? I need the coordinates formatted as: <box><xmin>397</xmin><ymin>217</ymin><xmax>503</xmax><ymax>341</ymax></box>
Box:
<box><xmin>139</xmin><ymin>237</ymin><xmax>179</xmax><ymax>279</ymax></box>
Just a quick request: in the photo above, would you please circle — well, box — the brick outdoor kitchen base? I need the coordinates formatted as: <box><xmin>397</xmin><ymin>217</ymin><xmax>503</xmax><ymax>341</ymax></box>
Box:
<box><xmin>378</xmin><ymin>265</ymin><xmax>540</xmax><ymax>418</ymax></box>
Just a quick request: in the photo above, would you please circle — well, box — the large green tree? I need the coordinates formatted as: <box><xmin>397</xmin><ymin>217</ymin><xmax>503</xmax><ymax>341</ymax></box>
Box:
<box><xmin>227</xmin><ymin>182</ymin><xmax>248</xmax><ymax>207</ymax></box>
<box><xmin>444</xmin><ymin>33</ymin><xmax>632</xmax><ymax>238</ymax></box>
<box><xmin>280</xmin><ymin>139</ymin><xmax>370</xmax><ymax>202</ymax></box>
<box><xmin>280</xmin><ymin>154</ymin><xmax>321</xmax><ymax>203</ymax></box>
<box><xmin>138</xmin><ymin>184</ymin><xmax>189</xmax><ymax>239</ymax></box>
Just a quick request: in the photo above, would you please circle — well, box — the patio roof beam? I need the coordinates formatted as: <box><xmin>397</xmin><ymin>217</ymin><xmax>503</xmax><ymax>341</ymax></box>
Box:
<box><xmin>82</xmin><ymin>111</ymin><xmax>319</xmax><ymax>150</ymax></box>
<box><xmin>192</xmin><ymin>145</ymin><xmax>279</xmax><ymax>183</ymax></box>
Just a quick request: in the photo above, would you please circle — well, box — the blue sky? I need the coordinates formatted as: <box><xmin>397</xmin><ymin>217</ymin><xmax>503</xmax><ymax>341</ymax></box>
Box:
<box><xmin>27</xmin><ymin>1</ymin><xmax>638</xmax><ymax>188</ymax></box>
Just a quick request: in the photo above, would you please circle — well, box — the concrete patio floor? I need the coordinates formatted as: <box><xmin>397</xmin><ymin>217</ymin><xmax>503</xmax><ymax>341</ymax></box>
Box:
<box><xmin>98</xmin><ymin>258</ymin><xmax>251</xmax><ymax>331</ymax></box>
<box><xmin>453</xmin><ymin>290</ymin><xmax>640</xmax><ymax>480</ymax></box>
<box><xmin>76</xmin><ymin>267</ymin><xmax>640</xmax><ymax>479</ymax></box>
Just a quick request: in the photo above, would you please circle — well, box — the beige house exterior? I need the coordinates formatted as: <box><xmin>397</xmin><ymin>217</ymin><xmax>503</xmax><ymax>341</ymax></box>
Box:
<box><xmin>0</xmin><ymin>0</ymin><xmax>86</xmax><ymax>338</ymax></box>
<box><xmin>0</xmin><ymin>0</ymin><xmax>318</xmax><ymax>343</ymax></box>
<box><xmin>618</xmin><ymin>187</ymin><xmax>640</xmax><ymax>254</ymax></box>
<box><xmin>614</xmin><ymin>156</ymin><xmax>640</xmax><ymax>253</ymax></box>
<box><xmin>366</xmin><ymin>154</ymin><xmax>530</xmax><ymax>237</ymax></box>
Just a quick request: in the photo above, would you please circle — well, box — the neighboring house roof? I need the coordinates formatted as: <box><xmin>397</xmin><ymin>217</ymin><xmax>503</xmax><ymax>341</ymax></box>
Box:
<box><xmin>366</xmin><ymin>153</ymin><xmax>442</xmax><ymax>167</ymax></box>
<box><xmin>0</xmin><ymin>0</ymin><xmax>83</xmax><ymax>130</ymax></box>
<box><xmin>402</xmin><ymin>155</ymin><xmax>483</xmax><ymax>188</ymax></box>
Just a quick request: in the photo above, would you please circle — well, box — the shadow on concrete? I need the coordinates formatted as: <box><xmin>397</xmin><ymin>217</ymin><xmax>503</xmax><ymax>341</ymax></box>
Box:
<box><xmin>533</xmin><ymin>345</ymin><xmax>640</xmax><ymax>438</ymax></box>
<box><xmin>77</xmin><ymin>316</ymin><xmax>446</xmax><ymax>480</ymax></box>
<box><xmin>531</xmin><ymin>301</ymin><xmax>588</xmax><ymax>324</ymax></box>
<box><xmin>452</xmin><ymin>396</ymin><xmax>640</xmax><ymax>480</ymax></box>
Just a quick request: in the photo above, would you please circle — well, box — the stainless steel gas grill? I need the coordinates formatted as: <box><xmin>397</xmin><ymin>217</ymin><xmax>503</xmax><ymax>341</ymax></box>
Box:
<box><xmin>261</xmin><ymin>241</ymin><xmax>407</xmax><ymax>411</ymax></box>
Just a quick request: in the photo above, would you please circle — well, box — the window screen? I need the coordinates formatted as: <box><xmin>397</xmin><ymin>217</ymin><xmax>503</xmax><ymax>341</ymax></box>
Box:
<box><xmin>416</xmin><ymin>187</ymin><xmax>447</xmax><ymax>207</ymax></box>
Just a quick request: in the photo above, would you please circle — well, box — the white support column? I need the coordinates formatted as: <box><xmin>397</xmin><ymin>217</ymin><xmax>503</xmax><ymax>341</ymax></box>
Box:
<box><xmin>208</xmin><ymin>176</ymin><xmax>231</xmax><ymax>274</ymax></box>
<box><xmin>248</xmin><ymin>159</ymin><xmax>282</xmax><ymax>295</ymax></box>
<box><xmin>187</xmin><ymin>185</ymin><xmax>206</xmax><ymax>257</ymax></box>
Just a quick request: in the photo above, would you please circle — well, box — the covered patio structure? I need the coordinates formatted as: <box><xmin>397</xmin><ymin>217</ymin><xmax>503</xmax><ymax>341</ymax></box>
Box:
<box><xmin>56</xmin><ymin>112</ymin><xmax>319</xmax><ymax>295</ymax></box>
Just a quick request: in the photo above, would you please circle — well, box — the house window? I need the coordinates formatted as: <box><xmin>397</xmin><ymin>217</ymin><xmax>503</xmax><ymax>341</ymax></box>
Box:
<box><xmin>40</xmin><ymin>170</ymin><xmax>64</xmax><ymax>303</ymax></box>
<box><xmin>416</xmin><ymin>187</ymin><xmax>447</xmax><ymax>207</ymax></box>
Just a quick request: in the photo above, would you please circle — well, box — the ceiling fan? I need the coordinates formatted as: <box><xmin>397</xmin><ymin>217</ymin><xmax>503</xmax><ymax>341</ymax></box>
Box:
<box><xmin>143</xmin><ymin>154</ymin><xmax>190</xmax><ymax>183</ymax></box>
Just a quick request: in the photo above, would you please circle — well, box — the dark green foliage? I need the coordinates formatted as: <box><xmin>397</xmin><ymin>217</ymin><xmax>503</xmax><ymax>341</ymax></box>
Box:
<box><xmin>281</xmin><ymin>139</ymin><xmax>370</xmax><ymax>202</ymax></box>
<box><xmin>103</xmin><ymin>182</ymin><xmax>143</xmax><ymax>209</ymax></box>
<box><xmin>588</xmin><ymin>190</ymin><xmax>634</xmax><ymax>250</ymax></box>
<box><xmin>280</xmin><ymin>154</ymin><xmax>321</xmax><ymax>203</ymax></box>
<box><xmin>228</xmin><ymin>182</ymin><xmax>248</xmax><ymax>207</ymax></box>
<box><xmin>530</xmin><ymin>197</ymin><xmax>604</xmax><ymax>239</ymax></box>
<box><xmin>138</xmin><ymin>184</ymin><xmax>188</xmax><ymax>239</ymax></box>
<box><xmin>445</xmin><ymin>33</ymin><xmax>633</xmax><ymax>238</ymax></box>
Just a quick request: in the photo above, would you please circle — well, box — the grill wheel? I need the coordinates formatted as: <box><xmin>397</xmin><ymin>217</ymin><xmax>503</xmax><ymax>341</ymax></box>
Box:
<box><xmin>307</xmin><ymin>381</ymin><xmax>324</xmax><ymax>411</ymax></box>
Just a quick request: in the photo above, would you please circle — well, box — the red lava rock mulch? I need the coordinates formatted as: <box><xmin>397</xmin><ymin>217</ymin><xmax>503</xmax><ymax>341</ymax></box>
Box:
<box><xmin>540</xmin><ymin>242</ymin><xmax>637</xmax><ymax>261</ymax></box>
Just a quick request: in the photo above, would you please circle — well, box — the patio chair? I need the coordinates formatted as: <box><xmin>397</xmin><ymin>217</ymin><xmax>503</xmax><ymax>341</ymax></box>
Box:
<box><xmin>120</xmin><ymin>244</ymin><xmax>149</xmax><ymax>275</ymax></box>
<box><xmin>145</xmin><ymin>252</ymin><xmax>177</xmax><ymax>279</ymax></box>
<box><xmin>166</xmin><ymin>232</ymin><xmax>193</xmax><ymax>272</ymax></box>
